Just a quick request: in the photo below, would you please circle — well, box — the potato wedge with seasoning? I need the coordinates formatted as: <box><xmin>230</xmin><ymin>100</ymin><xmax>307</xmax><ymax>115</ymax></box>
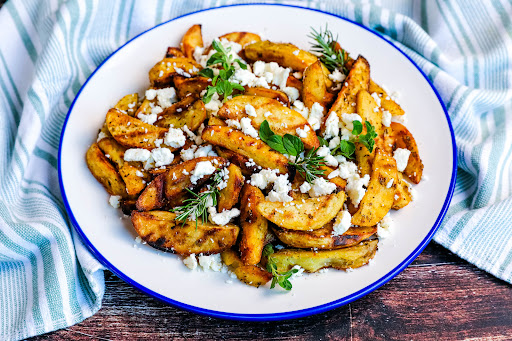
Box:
<box><xmin>221</xmin><ymin>250</ymin><xmax>272</xmax><ymax>287</ymax></box>
<box><xmin>114</xmin><ymin>93</ymin><xmax>139</xmax><ymax>116</ymax></box>
<box><xmin>389</xmin><ymin>122</ymin><xmax>423</xmax><ymax>184</ymax></box>
<box><xmin>219</xmin><ymin>32</ymin><xmax>261</xmax><ymax>47</ymax></box>
<box><xmin>165</xmin><ymin>47</ymin><xmax>185</xmax><ymax>58</ymax></box>
<box><xmin>155</xmin><ymin>98</ymin><xmax>206</xmax><ymax>130</ymax></box>
<box><xmin>148</xmin><ymin>57</ymin><xmax>202</xmax><ymax>87</ymax></box>
<box><xmin>303</xmin><ymin>60</ymin><xmax>330</xmax><ymax>109</ymax></box>
<box><xmin>256</xmin><ymin>191</ymin><xmax>346</xmax><ymax>231</ymax></box>
<box><xmin>131</xmin><ymin>211</ymin><xmax>239</xmax><ymax>255</ymax></box>
<box><xmin>239</xmin><ymin>184</ymin><xmax>268</xmax><ymax>265</ymax></box>
<box><xmin>392</xmin><ymin>172</ymin><xmax>412</xmax><ymax>210</ymax></box>
<box><xmin>106</xmin><ymin>109</ymin><xmax>170</xmax><ymax>149</ymax></box>
<box><xmin>269</xmin><ymin>239</ymin><xmax>378</xmax><ymax>273</ymax></box>
<box><xmin>218</xmin><ymin>164</ymin><xmax>244</xmax><ymax>212</ymax></box>
<box><xmin>244</xmin><ymin>40</ymin><xmax>318</xmax><ymax>72</ymax></box>
<box><xmin>214</xmin><ymin>147</ymin><xmax>260</xmax><ymax>176</ymax></box>
<box><xmin>272</xmin><ymin>223</ymin><xmax>377</xmax><ymax>249</ymax></box>
<box><xmin>136</xmin><ymin>173</ymin><xmax>168</xmax><ymax>211</ymax></box>
<box><xmin>369</xmin><ymin>80</ymin><xmax>405</xmax><ymax>116</ymax></box>
<box><xmin>202</xmin><ymin>126</ymin><xmax>292</xmax><ymax>174</ymax></box>
<box><xmin>243</xmin><ymin>87</ymin><xmax>289</xmax><ymax>106</ymax></box>
<box><xmin>217</xmin><ymin>95</ymin><xmax>319</xmax><ymax>149</ymax></box>
<box><xmin>208</xmin><ymin>116</ymin><xmax>227</xmax><ymax>127</ymax></box>
<box><xmin>86</xmin><ymin>143</ymin><xmax>127</xmax><ymax>197</ymax></box>
<box><xmin>180</xmin><ymin>24</ymin><xmax>203</xmax><ymax>59</ymax></box>
<box><xmin>352</xmin><ymin>148</ymin><xmax>398</xmax><ymax>226</ymax></box>
<box><xmin>173</xmin><ymin>75</ymin><xmax>210</xmax><ymax>99</ymax></box>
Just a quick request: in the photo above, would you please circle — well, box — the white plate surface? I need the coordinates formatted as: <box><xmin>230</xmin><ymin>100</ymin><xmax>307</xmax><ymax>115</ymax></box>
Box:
<box><xmin>59</xmin><ymin>4</ymin><xmax>456</xmax><ymax>320</ymax></box>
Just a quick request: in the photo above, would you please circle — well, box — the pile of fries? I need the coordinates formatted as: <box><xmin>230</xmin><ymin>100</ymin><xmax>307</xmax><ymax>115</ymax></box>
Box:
<box><xmin>86</xmin><ymin>24</ymin><xmax>424</xmax><ymax>290</ymax></box>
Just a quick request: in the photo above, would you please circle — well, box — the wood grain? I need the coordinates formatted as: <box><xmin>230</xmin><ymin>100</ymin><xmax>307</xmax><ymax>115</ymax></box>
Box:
<box><xmin>28</xmin><ymin>242</ymin><xmax>512</xmax><ymax>341</ymax></box>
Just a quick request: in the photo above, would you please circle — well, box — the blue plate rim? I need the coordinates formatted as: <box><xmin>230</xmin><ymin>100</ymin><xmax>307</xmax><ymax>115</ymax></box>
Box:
<box><xmin>58</xmin><ymin>3</ymin><xmax>457</xmax><ymax>322</ymax></box>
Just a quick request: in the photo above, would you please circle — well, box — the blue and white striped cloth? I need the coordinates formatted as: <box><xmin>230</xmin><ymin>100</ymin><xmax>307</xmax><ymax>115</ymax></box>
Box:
<box><xmin>1</xmin><ymin>0</ymin><xmax>511</xmax><ymax>339</ymax></box>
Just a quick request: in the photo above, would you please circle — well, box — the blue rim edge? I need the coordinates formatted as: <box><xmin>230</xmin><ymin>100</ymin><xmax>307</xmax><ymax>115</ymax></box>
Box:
<box><xmin>58</xmin><ymin>3</ymin><xmax>457</xmax><ymax>322</ymax></box>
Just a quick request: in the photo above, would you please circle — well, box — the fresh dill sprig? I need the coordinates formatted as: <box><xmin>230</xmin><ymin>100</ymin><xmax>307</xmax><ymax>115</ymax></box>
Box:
<box><xmin>171</xmin><ymin>171</ymin><xmax>223</xmax><ymax>227</ymax></box>
<box><xmin>262</xmin><ymin>244</ymin><xmax>298</xmax><ymax>291</ymax></box>
<box><xmin>290</xmin><ymin>148</ymin><xmax>327</xmax><ymax>183</ymax></box>
<box><xmin>308</xmin><ymin>25</ymin><xmax>348</xmax><ymax>74</ymax></box>
<box><xmin>198</xmin><ymin>39</ymin><xmax>247</xmax><ymax>103</ymax></box>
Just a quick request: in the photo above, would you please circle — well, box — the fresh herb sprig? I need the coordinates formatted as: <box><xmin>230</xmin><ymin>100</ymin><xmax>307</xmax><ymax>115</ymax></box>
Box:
<box><xmin>332</xmin><ymin>120</ymin><xmax>378</xmax><ymax>159</ymax></box>
<box><xmin>259</xmin><ymin>120</ymin><xmax>326</xmax><ymax>183</ymax></box>
<box><xmin>308</xmin><ymin>25</ymin><xmax>348</xmax><ymax>74</ymax></box>
<box><xmin>263</xmin><ymin>244</ymin><xmax>298</xmax><ymax>291</ymax></box>
<box><xmin>171</xmin><ymin>171</ymin><xmax>223</xmax><ymax>227</ymax></box>
<box><xmin>198</xmin><ymin>40</ymin><xmax>247</xmax><ymax>103</ymax></box>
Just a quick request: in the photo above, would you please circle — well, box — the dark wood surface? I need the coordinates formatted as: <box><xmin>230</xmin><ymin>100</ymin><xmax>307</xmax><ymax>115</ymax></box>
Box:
<box><xmin>29</xmin><ymin>242</ymin><xmax>512</xmax><ymax>341</ymax></box>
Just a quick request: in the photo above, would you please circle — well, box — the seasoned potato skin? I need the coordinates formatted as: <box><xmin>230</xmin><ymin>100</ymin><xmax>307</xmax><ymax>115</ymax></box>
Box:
<box><xmin>303</xmin><ymin>60</ymin><xmax>329</xmax><ymax>109</ymax></box>
<box><xmin>218</xmin><ymin>164</ymin><xmax>244</xmax><ymax>212</ymax></box>
<box><xmin>173</xmin><ymin>75</ymin><xmax>210</xmax><ymax>99</ymax></box>
<box><xmin>369</xmin><ymin>80</ymin><xmax>405</xmax><ymax>116</ymax></box>
<box><xmin>114</xmin><ymin>93</ymin><xmax>139</xmax><ymax>116</ymax></box>
<box><xmin>148</xmin><ymin>57</ymin><xmax>201</xmax><ymax>87</ymax></box>
<box><xmin>221</xmin><ymin>250</ymin><xmax>271</xmax><ymax>287</ymax></box>
<box><xmin>181</xmin><ymin>24</ymin><xmax>203</xmax><ymax>59</ymax></box>
<box><xmin>86</xmin><ymin>143</ymin><xmax>127</xmax><ymax>197</ymax></box>
<box><xmin>392</xmin><ymin>172</ymin><xmax>412</xmax><ymax>210</ymax></box>
<box><xmin>244</xmin><ymin>40</ymin><xmax>318</xmax><ymax>72</ymax></box>
<box><xmin>155</xmin><ymin>98</ymin><xmax>206</xmax><ymax>130</ymax></box>
<box><xmin>389</xmin><ymin>122</ymin><xmax>423</xmax><ymax>184</ymax></box>
<box><xmin>243</xmin><ymin>87</ymin><xmax>289</xmax><ymax>107</ymax></box>
<box><xmin>239</xmin><ymin>185</ymin><xmax>268</xmax><ymax>265</ymax></box>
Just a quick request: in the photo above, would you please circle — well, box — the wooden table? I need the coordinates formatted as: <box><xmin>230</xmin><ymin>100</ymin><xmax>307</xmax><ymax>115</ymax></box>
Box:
<box><xmin>28</xmin><ymin>242</ymin><xmax>511</xmax><ymax>341</ymax></box>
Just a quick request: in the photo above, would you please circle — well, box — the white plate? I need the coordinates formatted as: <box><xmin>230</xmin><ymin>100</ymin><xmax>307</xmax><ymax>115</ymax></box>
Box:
<box><xmin>59</xmin><ymin>4</ymin><xmax>456</xmax><ymax>321</ymax></box>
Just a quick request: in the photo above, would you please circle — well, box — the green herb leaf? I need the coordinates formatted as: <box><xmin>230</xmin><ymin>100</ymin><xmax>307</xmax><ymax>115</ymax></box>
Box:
<box><xmin>337</xmin><ymin>140</ymin><xmax>356</xmax><ymax>158</ymax></box>
<box><xmin>283</xmin><ymin>134</ymin><xmax>303</xmax><ymax>157</ymax></box>
<box><xmin>259</xmin><ymin>120</ymin><xmax>274</xmax><ymax>141</ymax></box>
<box><xmin>262</xmin><ymin>244</ymin><xmax>275</xmax><ymax>258</ymax></box>
<box><xmin>308</xmin><ymin>25</ymin><xmax>348</xmax><ymax>74</ymax></box>
<box><xmin>198</xmin><ymin>68</ymin><xmax>214</xmax><ymax>79</ymax></box>
<box><xmin>318</xmin><ymin>136</ymin><xmax>328</xmax><ymax>147</ymax></box>
<box><xmin>265</xmin><ymin>255</ymin><xmax>298</xmax><ymax>291</ymax></box>
<box><xmin>290</xmin><ymin>148</ymin><xmax>326</xmax><ymax>183</ymax></box>
<box><xmin>266</xmin><ymin>135</ymin><xmax>287</xmax><ymax>154</ymax></box>
<box><xmin>352</xmin><ymin>120</ymin><xmax>363</xmax><ymax>135</ymax></box>
<box><xmin>359</xmin><ymin>121</ymin><xmax>378</xmax><ymax>152</ymax></box>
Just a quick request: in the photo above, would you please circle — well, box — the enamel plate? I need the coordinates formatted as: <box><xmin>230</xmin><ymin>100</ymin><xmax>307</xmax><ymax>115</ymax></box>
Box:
<box><xmin>59</xmin><ymin>4</ymin><xmax>456</xmax><ymax>321</ymax></box>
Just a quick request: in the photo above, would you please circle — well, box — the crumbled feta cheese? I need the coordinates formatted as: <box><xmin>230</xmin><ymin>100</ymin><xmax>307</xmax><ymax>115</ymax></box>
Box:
<box><xmin>226</xmin><ymin>118</ymin><xmax>241</xmax><ymax>129</ymax></box>
<box><xmin>328</xmin><ymin>69</ymin><xmax>346</xmax><ymax>83</ymax></box>
<box><xmin>290</xmin><ymin>265</ymin><xmax>304</xmax><ymax>280</ymax></box>
<box><xmin>332</xmin><ymin>210</ymin><xmax>351</xmax><ymax>236</ymax></box>
<box><xmin>164</xmin><ymin>127</ymin><xmax>186</xmax><ymax>148</ymax></box>
<box><xmin>137</xmin><ymin>112</ymin><xmax>158</xmax><ymax>125</ymax></box>
<box><xmin>193</xmin><ymin>46</ymin><xmax>205</xmax><ymax>64</ymax></box>
<box><xmin>182</xmin><ymin>125</ymin><xmax>202</xmax><ymax>145</ymax></box>
<box><xmin>250</xmin><ymin>169</ymin><xmax>279</xmax><ymax>189</ymax></box>
<box><xmin>394</xmin><ymin>148</ymin><xmax>411</xmax><ymax>172</ymax></box>
<box><xmin>377</xmin><ymin>214</ymin><xmax>394</xmax><ymax>239</ymax></box>
<box><xmin>151</xmin><ymin>148</ymin><xmax>174</xmax><ymax>167</ymax></box>
<box><xmin>264</xmin><ymin>111</ymin><xmax>272</xmax><ymax>118</ymax></box>
<box><xmin>97</xmin><ymin>131</ymin><xmax>108</xmax><ymax>142</ymax></box>
<box><xmin>345</xmin><ymin>174</ymin><xmax>370</xmax><ymax>207</ymax></box>
<box><xmin>391</xmin><ymin>114</ymin><xmax>407</xmax><ymax>124</ymax></box>
<box><xmin>336</xmin><ymin>161</ymin><xmax>359</xmax><ymax>179</ymax></box>
<box><xmin>292</xmin><ymin>100</ymin><xmax>309</xmax><ymax>118</ymax></box>
<box><xmin>154</xmin><ymin>138</ymin><xmax>163</xmax><ymax>147</ymax></box>
<box><xmin>174</xmin><ymin>67</ymin><xmax>191</xmax><ymax>78</ymax></box>
<box><xmin>183</xmin><ymin>254</ymin><xmax>198</xmax><ymax>270</ymax></box>
<box><xmin>293</xmin><ymin>71</ymin><xmax>303</xmax><ymax>79</ymax></box>
<box><xmin>292</xmin><ymin>50</ymin><xmax>300</xmax><ymax>56</ymax></box>
<box><xmin>245</xmin><ymin>104</ymin><xmax>257</xmax><ymax>117</ymax></box>
<box><xmin>382</xmin><ymin>110</ymin><xmax>392</xmax><ymax>127</ymax></box>
<box><xmin>341</xmin><ymin>113</ymin><xmax>362</xmax><ymax>131</ymax></box>
<box><xmin>308</xmin><ymin>178</ymin><xmax>337</xmax><ymax>197</ymax></box>
<box><xmin>180</xmin><ymin>145</ymin><xmax>197</xmax><ymax>161</ymax></box>
<box><xmin>316</xmin><ymin>146</ymin><xmax>338</xmax><ymax>167</ymax></box>
<box><xmin>323</xmin><ymin>112</ymin><xmax>339</xmax><ymax>139</ymax></box>
<box><xmin>194</xmin><ymin>144</ymin><xmax>217</xmax><ymax>158</ymax></box>
<box><xmin>240</xmin><ymin>117</ymin><xmax>259</xmax><ymax>138</ymax></box>
<box><xmin>208</xmin><ymin>207</ymin><xmax>240</xmax><ymax>226</ymax></box>
<box><xmin>296</xmin><ymin>125</ymin><xmax>310</xmax><ymax>138</ymax></box>
<box><xmin>386</xmin><ymin>178</ymin><xmax>394</xmax><ymax>188</ymax></box>
<box><xmin>135</xmin><ymin>170</ymin><xmax>144</xmax><ymax>177</ymax></box>
<box><xmin>146</xmin><ymin>87</ymin><xmax>177</xmax><ymax>109</ymax></box>
<box><xmin>371</xmin><ymin>92</ymin><xmax>382</xmax><ymax>107</ymax></box>
<box><xmin>216</xmin><ymin>167</ymin><xmax>231</xmax><ymax>190</ymax></box>
<box><xmin>190</xmin><ymin>161</ymin><xmax>216</xmax><ymax>184</ymax></box>
<box><xmin>204</xmin><ymin>92</ymin><xmax>222</xmax><ymax>115</ymax></box>
<box><xmin>124</xmin><ymin>148</ymin><xmax>151</xmax><ymax>162</ymax></box>
<box><xmin>198</xmin><ymin>253</ymin><xmax>224</xmax><ymax>271</ymax></box>
<box><xmin>329</xmin><ymin>136</ymin><xmax>341</xmax><ymax>151</ymax></box>
<box><xmin>266</xmin><ymin>174</ymin><xmax>293</xmax><ymax>202</ymax></box>
<box><xmin>283</xmin><ymin>87</ymin><xmax>299</xmax><ymax>102</ymax></box>
<box><xmin>299</xmin><ymin>181</ymin><xmax>311</xmax><ymax>193</ymax></box>
<box><xmin>307</xmin><ymin>102</ymin><xmax>324</xmax><ymax>130</ymax></box>
<box><xmin>109</xmin><ymin>195</ymin><xmax>121</xmax><ymax>208</ymax></box>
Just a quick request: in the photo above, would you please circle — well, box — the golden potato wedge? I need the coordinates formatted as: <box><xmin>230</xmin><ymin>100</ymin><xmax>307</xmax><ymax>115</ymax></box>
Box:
<box><xmin>273</xmin><ymin>223</ymin><xmax>377</xmax><ymax>249</ymax></box>
<box><xmin>148</xmin><ymin>57</ymin><xmax>201</xmax><ymax>87</ymax></box>
<box><xmin>118</xmin><ymin>163</ymin><xmax>148</xmax><ymax>196</ymax></box>
<box><xmin>256</xmin><ymin>191</ymin><xmax>346</xmax><ymax>231</ymax></box>
<box><xmin>320</xmin><ymin>165</ymin><xmax>347</xmax><ymax>190</ymax></box>
<box><xmin>303</xmin><ymin>60</ymin><xmax>329</xmax><ymax>109</ymax></box>
<box><xmin>208</xmin><ymin>116</ymin><xmax>227</xmax><ymax>126</ymax></box>
<box><xmin>219</xmin><ymin>32</ymin><xmax>261</xmax><ymax>47</ymax></box>
<box><xmin>181</xmin><ymin>24</ymin><xmax>203</xmax><ymax>59</ymax></box>
<box><xmin>114</xmin><ymin>93</ymin><xmax>139</xmax><ymax>116</ymax></box>
<box><xmin>155</xmin><ymin>95</ymin><xmax>196</xmax><ymax>125</ymax></box>
<box><xmin>392</xmin><ymin>172</ymin><xmax>412</xmax><ymax>210</ymax></box>
<box><xmin>165</xmin><ymin>47</ymin><xmax>185</xmax><ymax>58</ymax></box>
<box><xmin>244</xmin><ymin>40</ymin><xmax>318</xmax><ymax>72</ymax></box>
<box><xmin>286</xmin><ymin>75</ymin><xmax>303</xmax><ymax>94</ymax></box>
<box><xmin>217</xmin><ymin>95</ymin><xmax>319</xmax><ymax>149</ymax></box>
<box><xmin>155</xmin><ymin>99</ymin><xmax>206</xmax><ymax>130</ymax></box>
<box><xmin>119</xmin><ymin>199</ymin><xmax>137</xmax><ymax>215</ymax></box>
<box><xmin>270</xmin><ymin>239</ymin><xmax>378</xmax><ymax>272</ymax></box>
<box><xmin>389</xmin><ymin>122</ymin><xmax>423</xmax><ymax>184</ymax></box>
<box><xmin>86</xmin><ymin>143</ymin><xmax>127</xmax><ymax>196</ymax></box>
<box><xmin>239</xmin><ymin>184</ymin><xmax>268</xmax><ymax>265</ymax></box>
<box><xmin>164</xmin><ymin>156</ymin><xmax>228</xmax><ymax>200</ymax></box>
<box><xmin>202</xmin><ymin>126</ymin><xmax>292</xmax><ymax>174</ymax></box>
<box><xmin>327</xmin><ymin>56</ymin><xmax>370</xmax><ymax>119</ymax></box>
<box><xmin>106</xmin><ymin>109</ymin><xmax>170</xmax><ymax>149</ymax></box>
<box><xmin>97</xmin><ymin>137</ymin><xmax>126</xmax><ymax>168</ymax></box>
<box><xmin>173</xmin><ymin>75</ymin><xmax>210</xmax><ymax>99</ymax></box>
<box><xmin>352</xmin><ymin>148</ymin><xmax>398</xmax><ymax>226</ymax></box>
<box><xmin>136</xmin><ymin>173</ymin><xmax>168</xmax><ymax>211</ymax></box>
<box><xmin>369</xmin><ymin>80</ymin><xmax>405</xmax><ymax>116</ymax></box>
<box><xmin>218</xmin><ymin>164</ymin><xmax>244</xmax><ymax>212</ymax></box>
<box><xmin>214</xmin><ymin>147</ymin><xmax>260</xmax><ymax>176</ymax></box>
<box><xmin>134</xmin><ymin>97</ymin><xmax>154</xmax><ymax>116</ymax></box>
<box><xmin>289</xmin><ymin>175</ymin><xmax>310</xmax><ymax>201</ymax></box>
<box><xmin>243</xmin><ymin>87</ymin><xmax>289</xmax><ymax>107</ymax></box>
<box><xmin>221</xmin><ymin>250</ymin><xmax>272</xmax><ymax>287</ymax></box>
<box><xmin>131</xmin><ymin>211</ymin><xmax>239</xmax><ymax>255</ymax></box>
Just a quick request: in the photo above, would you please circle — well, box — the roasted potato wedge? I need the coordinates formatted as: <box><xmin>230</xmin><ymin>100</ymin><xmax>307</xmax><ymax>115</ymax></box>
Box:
<box><xmin>243</xmin><ymin>87</ymin><xmax>289</xmax><ymax>106</ymax></box>
<box><xmin>239</xmin><ymin>184</ymin><xmax>268</xmax><ymax>265</ymax></box>
<box><xmin>352</xmin><ymin>148</ymin><xmax>397</xmax><ymax>226</ymax></box>
<box><xmin>217</xmin><ymin>95</ymin><xmax>319</xmax><ymax>149</ymax></box>
<box><xmin>270</xmin><ymin>239</ymin><xmax>378</xmax><ymax>272</ymax></box>
<box><xmin>219</xmin><ymin>32</ymin><xmax>261</xmax><ymax>47</ymax></box>
<box><xmin>106</xmin><ymin>109</ymin><xmax>170</xmax><ymax>150</ymax></box>
<box><xmin>164</xmin><ymin>156</ymin><xmax>228</xmax><ymax>200</ymax></box>
<box><xmin>148</xmin><ymin>57</ymin><xmax>201</xmax><ymax>87</ymax></box>
<box><xmin>155</xmin><ymin>98</ymin><xmax>206</xmax><ymax>130</ymax></box>
<box><xmin>256</xmin><ymin>191</ymin><xmax>346</xmax><ymax>231</ymax></box>
<box><xmin>214</xmin><ymin>147</ymin><xmax>260</xmax><ymax>176</ymax></box>
<box><xmin>286</xmin><ymin>75</ymin><xmax>303</xmax><ymax>94</ymax></box>
<box><xmin>244</xmin><ymin>40</ymin><xmax>318</xmax><ymax>72</ymax></box>
<box><xmin>202</xmin><ymin>126</ymin><xmax>292</xmax><ymax>174</ymax></box>
<box><xmin>114</xmin><ymin>93</ymin><xmax>139</xmax><ymax>116</ymax></box>
<box><xmin>208</xmin><ymin>116</ymin><xmax>227</xmax><ymax>127</ymax></box>
<box><xmin>303</xmin><ymin>60</ymin><xmax>329</xmax><ymax>109</ymax></box>
<box><xmin>86</xmin><ymin>143</ymin><xmax>127</xmax><ymax>196</ymax></box>
<box><xmin>132</xmin><ymin>211</ymin><xmax>239</xmax><ymax>255</ymax></box>
<box><xmin>97</xmin><ymin>137</ymin><xmax>126</xmax><ymax>168</ymax></box>
<box><xmin>165</xmin><ymin>47</ymin><xmax>185</xmax><ymax>58</ymax></box>
<box><xmin>389</xmin><ymin>122</ymin><xmax>423</xmax><ymax>184</ymax></box>
<box><xmin>369</xmin><ymin>80</ymin><xmax>405</xmax><ymax>116</ymax></box>
<box><xmin>173</xmin><ymin>75</ymin><xmax>210</xmax><ymax>99</ymax></box>
<box><xmin>320</xmin><ymin>166</ymin><xmax>347</xmax><ymax>190</ymax></box>
<box><xmin>218</xmin><ymin>164</ymin><xmax>244</xmax><ymax>212</ymax></box>
<box><xmin>180</xmin><ymin>24</ymin><xmax>203</xmax><ymax>59</ymax></box>
<box><xmin>392</xmin><ymin>172</ymin><xmax>412</xmax><ymax>210</ymax></box>
<box><xmin>273</xmin><ymin>223</ymin><xmax>377</xmax><ymax>249</ymax></box>
<box><xmin>221</xmin><ymin>250</ymin><xmax>272</xmax><ymax>287</ymax></box>
<box><xmin>136</xmin><ymin>173</ymin><xmax>168</xmax><ymax>211</ymax></box>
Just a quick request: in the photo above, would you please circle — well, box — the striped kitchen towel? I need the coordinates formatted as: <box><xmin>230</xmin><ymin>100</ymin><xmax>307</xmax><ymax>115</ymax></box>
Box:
<box><xmin>0</xmin><ymin>0</ymin><xmax>511</xmax><ymax>339</ymax></box>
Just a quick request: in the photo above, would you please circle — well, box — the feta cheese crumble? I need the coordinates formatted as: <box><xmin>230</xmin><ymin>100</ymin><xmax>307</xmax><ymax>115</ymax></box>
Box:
<box><xmin>183</xmin><ymin>254</ymin><xmax>198</xmax><ymax>270</ymax></box>
<box><xmin>151</xmin><ymin>148</ymin><xmax>174</xmax><ymax>167</ymax></box>
<box><xmin>164</xmin><ymin>127</ymin><xmax>186</xmax><ymax>148</ymax></box>
<box><xmin>382</xmin><ymin>110</ymin><xmax>392</xmax><ymax>127</ymax></box>
<box><xmin>124</xmin><ymin>148</ymin><xmax>151</xmax><ymax>162</ymax></box>
<box><xmin>245</xmin><ymin>104</ymin><xmax>257</xmax><ymax>117</ymax></box>
<box><xmin>328</xmin><ymin>68</ymin><xmax>346</xmax><ymax>83</ymax></box>
<box><xmin>299</xmin><ymin>181</ymin><xmax>312</xmax><ymax>193</ymax></box>
<box><xmin>295</xmin><ymin>125</ymin><xmax>310</xmax><ymax>138</ymax></box>
<box><xmin>393</xmin><ymin>148</ymin><xmax>411</xmax><ymax>172</ymax></box>
<box><xmin>377</xmin><ymin>214</ymin><xmax>394</xmax><ymax>239</ymax></box>
<box><xmin>345</xmin><ymin>173</ymin><xmax>370</xmax><ymax>207</ymax></box>
<box><xmin>190</xmin><ymin>161</ymin><xmax>216</xmax><ymax>184</ymax></box>
<box><xmin>307</xmin><ymin>102</ymin><xmax>324</xmax><ymax>130</ymax></box>
<box><xmin>109</xmin><ymin>195</ymin><xmax>121</xmax><ymax>208</ymax></box>
<box><xmin>198</xmin><ymin>253</ymin><xmax>224</xmax><ymax>271</ymax></box>
<box><xmin>208</xmin><ymin>207</ymin><xmax>240</xmax><ymax>226</ymax></box>
<box><xmin>240</xmin><ymin>117</ymin><xmax>259</xmax><ymax>138</ymax></box>
<box><xmin>308</xmin><ymin>178</ymin><xmax>337</xmax><ymax>197</ymax></box>
<box><xmin>250</xmin><ymin>169</ymin><xmax>279</xmax><ymax>189</ymax></box>
<box><xmin>323</xmin><ymin>112</ymin><xmax>340</xmax><ymax>139</ymax></box>
<box><xmin>332</xmin><ymin>210</ymin><xmax>351</xmax><ymax>236</ymax></box>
